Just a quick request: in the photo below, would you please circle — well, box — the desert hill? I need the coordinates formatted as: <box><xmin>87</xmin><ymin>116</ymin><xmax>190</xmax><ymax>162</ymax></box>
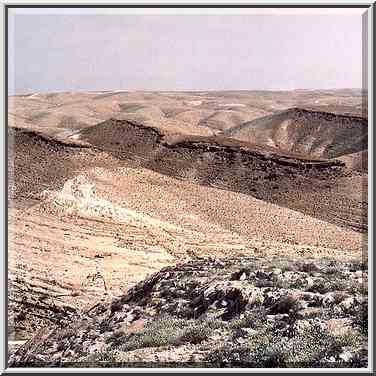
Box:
<box><xmin>8</xmin><ymin>89</ymin><xmax>365</xmax><ymax>140</ymax></box>
<box><xmin>69</xmin><ymin>118</ymin><xmax>366</xmax><ymax>233</ymax></box>
<box><xmin>8</xmin><ymin>90</ymin><xmax>368</xmax><ymax>367</ymax></box>
<box><xmin>221</xmin><ymin>108</ymin><xmax>367</xmax><ymax>159</ymax></box>
<box><xmin>8</xmin><ymin>121</ymin><xmax>365</xmax><ymax>341</ymax></box>
<box><xmin>338</xmin><ymin>150</ymin><xmax>368</xmax><ymax>173</ymax></box>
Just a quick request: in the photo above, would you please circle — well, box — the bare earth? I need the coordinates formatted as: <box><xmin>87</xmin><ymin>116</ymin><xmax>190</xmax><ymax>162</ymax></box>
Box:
<box><xmin>8</xmin><ymin>90</ymin><xmax>368</xmax><ymax>367</ymax></box>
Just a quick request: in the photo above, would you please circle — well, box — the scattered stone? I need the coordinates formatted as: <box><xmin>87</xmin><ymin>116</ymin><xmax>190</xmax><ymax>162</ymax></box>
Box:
<box><xmin>123</xmin><ymin>319</ymin><xmax>147</xmax><ymax>334</ymax></box>
<box><xmin>9</xmin><ymin>256</ymin><xmax>368</xmax><ymax>368</ymax></box>
<box><xmin>270</xmin><ymin>294</ymin><xmax>301</xmax><ymax>314</ymax></box>
<box><xmin>339</xmin><ymin>350</ymin><xmax>353</xmax><ymax>362</ymax></box>
<box><xmin>325</xmin><ymin>319</ymin><xmax>353</xmax><ymax>336</ymax></box>
<box><xmin>322</xmin><ymin>293</ymin><xmax>335</xmax><ymax>307</ymax></box>
<box><xmin>256</xmin><ymin>271</ymin><xmax>270</xmax><ymax>280</ymax></box>
<box><xmin>339</xmin><ymin>297</ymin><xmax>355</xmax><ymax>311</ymax></box>
<box><xmin>306</xmin><ymin>277</ymin><xmax>314</xmax><ymax>288</ymax></box>
<box><xmin>294</xmin><ymin>319</ymin><xmax>312</xmax><ymax>334</ymax></box>
<box><xmin>296</xmin><ymin>307</ymin><xmax>322</xmax><ymax>319</ymax></box>
<box><xmin>240</xmin><ymin>327</ymin><xmax>257</xmax><ymax>336</ymax></box>
<box><xmin>239</xmin><ymin>273</ymin><xmax>247</xmax><ymax>281</ymax></box>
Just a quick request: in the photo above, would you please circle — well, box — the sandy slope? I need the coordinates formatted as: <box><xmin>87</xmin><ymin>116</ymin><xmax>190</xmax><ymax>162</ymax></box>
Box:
<box><xmin>7</xmin><ymin>90</ymin><xmax>367</xmax><ymax>344</ymax></box>
<box><xmin>9</xmin><ymin>125</ymin><xmax>365</xmax><ymax>341</ymax></box>
<box><xmin>221</xmin><ymin>108</ymin><xmax>367</xmax><ymax>159</ymax></box>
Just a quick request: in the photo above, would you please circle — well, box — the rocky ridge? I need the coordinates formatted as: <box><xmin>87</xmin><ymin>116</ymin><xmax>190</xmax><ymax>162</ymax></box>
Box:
<box><xmin>9</xmin><ymin>255</ymin><xmax>368</xmax><ymax>368</ymax></box>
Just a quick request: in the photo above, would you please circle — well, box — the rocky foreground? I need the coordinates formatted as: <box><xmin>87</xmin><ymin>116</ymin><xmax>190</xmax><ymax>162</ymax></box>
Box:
<box><xmin>9</xmin><ymin>255</ymin><xmax>368</xmax><ymax>368</ymax></box>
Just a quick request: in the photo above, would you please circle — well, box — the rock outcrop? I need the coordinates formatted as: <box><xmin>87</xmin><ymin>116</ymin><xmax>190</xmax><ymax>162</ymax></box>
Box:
<box><xmin>9</xmin><ymin>255</ymin><xmax>368</xmax><ymax>368</ymax></box>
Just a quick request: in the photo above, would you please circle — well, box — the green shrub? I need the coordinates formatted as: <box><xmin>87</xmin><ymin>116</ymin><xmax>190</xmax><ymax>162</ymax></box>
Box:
<box><xmin>229</xmin><ymin>307</ymin><xmax>268</xmax><ymax>330</ymax></box>
<box><xmin>108</xmin><ymin>315</ymin><xmax>223</xmax><ymax>352</ymax></box>
<box><xmin>205</xmin><ymin>325</ymin><xmax>366</xmax><ymax>368</ymax></box>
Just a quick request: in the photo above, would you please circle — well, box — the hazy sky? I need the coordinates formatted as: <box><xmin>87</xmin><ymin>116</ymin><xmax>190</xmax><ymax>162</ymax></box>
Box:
<box><xmin>8</xmin><ymin>8</ymin><xmax>366</xmax><ymax>94</ymax></box>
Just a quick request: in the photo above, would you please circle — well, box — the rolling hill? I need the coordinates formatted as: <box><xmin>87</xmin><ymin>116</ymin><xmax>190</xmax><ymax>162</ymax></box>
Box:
<box><xmin>221</xmin><ymin>108</ymin><xmax>367</xmax><ymax>159</ymax></box>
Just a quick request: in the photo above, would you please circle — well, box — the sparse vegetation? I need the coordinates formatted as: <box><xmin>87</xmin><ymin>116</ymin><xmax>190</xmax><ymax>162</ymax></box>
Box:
<box><xmin>10</xmin><ymin>256</ymin><xmax>368</xmax><ymax>368</ymax></box>
<box><xmin>206</xmin><ymin>325</ymin><xmax>366</xmax><ymax>368</ymax></box>
<box><xmin>111</xmin><ymin>316</ymin><xmax>224</xmax><ymax>351</ymax></box>
<box><xmin>8</xmin><ymin>90</ymin><xmax>368</xmax><ymax>368</ymax></box>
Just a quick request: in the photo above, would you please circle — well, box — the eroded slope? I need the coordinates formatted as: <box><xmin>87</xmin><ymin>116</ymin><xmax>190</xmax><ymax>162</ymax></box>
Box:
<box><xmin>8</xmin><ymin>124</ymin><xmax>365</xmax><ymax>343</ymax></box>
<box><xmin>221</xmin><ymin>108</ymin><xmax>367</xmax><ymax>159</ymax></box>
<box><xmin>72</xmin><ymin>119</ymin><xmax>367</xmax><ymax>232</ymax></box>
